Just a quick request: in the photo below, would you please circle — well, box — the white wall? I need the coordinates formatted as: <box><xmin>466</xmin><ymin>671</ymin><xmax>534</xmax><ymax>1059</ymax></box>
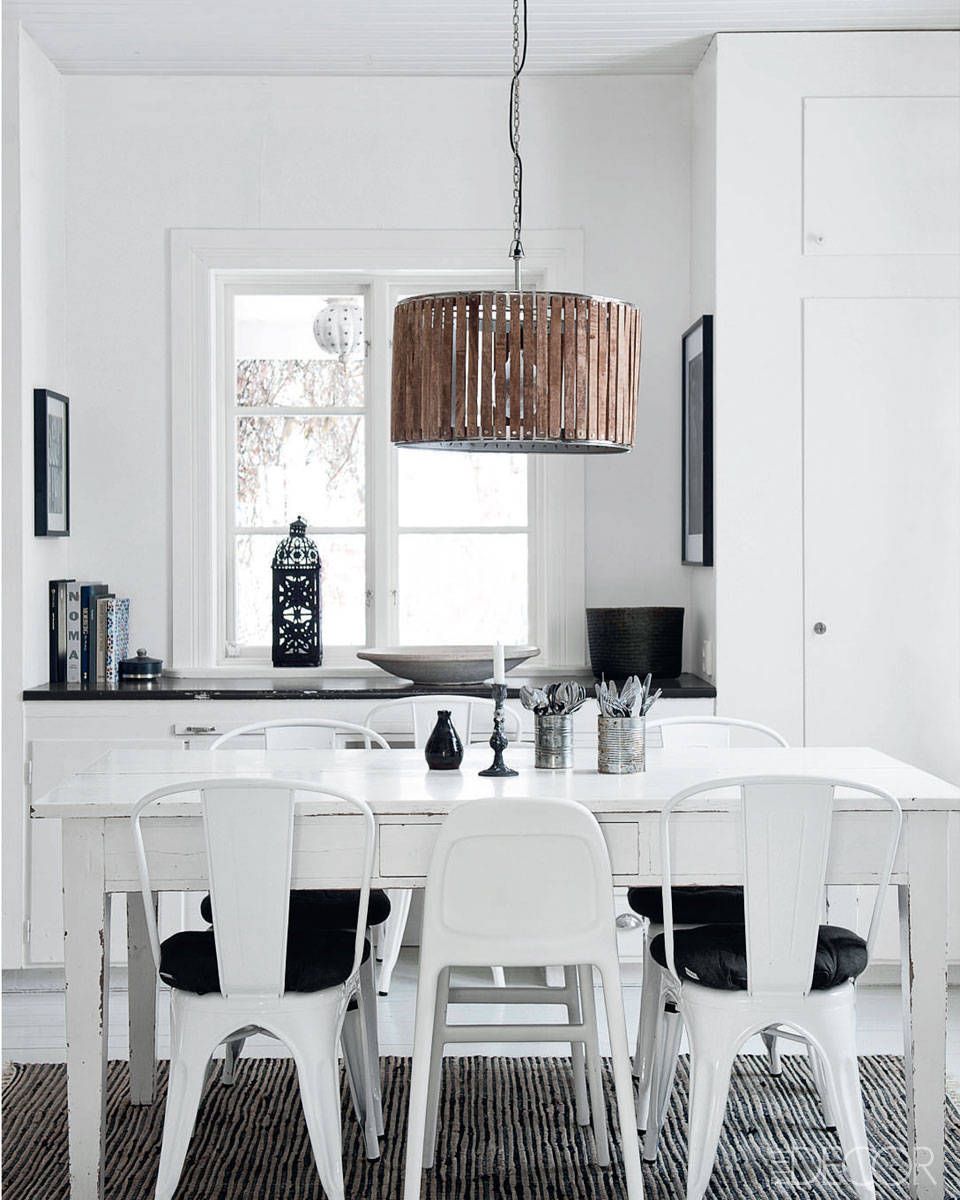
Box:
<box><xmin>59</xmin><ymin>73</ymin><xmax>692</xmax><ymax>674</ymax></box>
<box><xmin>2</xmin><ymin>26</ymin><xmax>67</xmax><ymax>958</ymax></box>
<box><xmin>685</xmin><ymin>40</ymin><xmax>717</xmax><ymax>680</ymax></box>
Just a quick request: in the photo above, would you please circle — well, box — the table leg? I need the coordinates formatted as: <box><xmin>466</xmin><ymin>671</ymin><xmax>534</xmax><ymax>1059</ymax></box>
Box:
<box><xmin>899</xmin><ymin>811</ymin><xmax>950</xmax><ymax>1200</ymax></box>
<box><xmin>63</xmin><ymin>820</ymin><xmax>111</xmax><ymax>1200</ymax></box>
<box><xmin>126</xmin><ymin>890</ymin><xmax>158</xmax><ymax>1105</ymax></box>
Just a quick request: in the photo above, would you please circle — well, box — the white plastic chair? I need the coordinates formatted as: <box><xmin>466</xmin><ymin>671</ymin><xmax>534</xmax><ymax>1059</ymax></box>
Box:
<box><xmin>648</xmin><ymin>775</ymin><xmax>902</xmax><ymax>1200</ymax></box>
<box><xmin>208</xmin><ymin>717</ymin><xmax>389</xmax><ymax>1123</ymax></box>
<box><xmin>131</xmin><ymin>778</ymin><xmax>378</xmax><ymax>1200</ymax></box>
<box><xmin>402</xmin><ymin>795</ymin><xmax>644</xmax><ymax>1200</ymax></box>
<box><xmin>364</xmin><ymin>696</ymin><xmax>522</xmax><ymax>994</ymax></box>
<box><xmin>633</xmin><ymin>715</ymin><xmax>789</xmax><ymax>1133</ymax></box>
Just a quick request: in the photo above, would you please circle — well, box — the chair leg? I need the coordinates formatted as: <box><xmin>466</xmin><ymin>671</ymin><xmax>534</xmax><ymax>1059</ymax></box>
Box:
<box><xmin>359</xmin><ymin>951</ymin><xmax>384</xmax><ymax>1136</ymax></box>
<box><xmin>642</xmin><ymin>1002</ymin><xmax>683</xmax><ymax>1162</ymax></box>
<box><xmin>403</xmin><ymin>963</ymin><xmax>442</xmax><ymax>1200</ymax></box>
<box><xmin>598</xmin><ymin>961</ymin><xmax>644</xmax><ymax>1200</ymax></box>
<box><xmin>760</xmin><ymin>1028</ymin><xmax>782</xmax><ymax>1076</ymax></box>
<box><xmin>807</xmin><ymin>1041</ymin><xmax>836</xmax><ymax>1130</ymax></box>
<box><xmin>154</xmin><ymin>1015</ymin><xmax>217</xmax><ymax>1200</ymax></box>
<box><xmin>423</xmin><ymin>968</ymin><xmax>450</xmax><ymax>1170</ymax></box>
<box><xmin>379</xmin><ymin>889</ymin><xmax>413</xmax><ymax>995</ymax></box>
<box><xmin>294</xmin><ymin>1046</ymin><xmax>347</xmax><ymax>1200</ymax></box>
<box><xmin>684</xmin><ymin>1021</ymin><xmax>736</xmax><ymax>1200</ymax></box>
<box><xmin>633</xmin><ymin>932</ymin><xmax>662</xmax><ymax>1129</ymax></box>
<box><xmin>563</xmin><ymin>965</ymin><xmax>590</xmax><ymax>1126</ymax></box>
<box><xmin>221</xmin><ymin>1035</ymin><xmax>244</xmax><ymax>1085</ymax></box>
<box><xmin>809</xmin><ymin>1007</ymin><xmax>876</xmax><ymax>1200</ymax></box>
<box><xmin>341</xmin><ymin>1010</ymin><xmax>378</xmax><ymax>1159</ymax></box>
<box><xmin>577</xmin><ymin>964</ymin><xmax>610</xmax><ymax>1167</ymax></box>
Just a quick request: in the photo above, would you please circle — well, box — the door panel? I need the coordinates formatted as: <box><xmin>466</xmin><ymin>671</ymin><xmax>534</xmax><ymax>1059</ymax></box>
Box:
<box><xmin>803</xmin><ymin>298</ymin><xmax>960</xmax><ymax>780</ymax></box>
<box><xmin>803</xmin><ymin>98</ymin><xmax>960</xmax><ymax>256</ymax></box>
<box><xmin>804</xmin><ymin>298</ymin><xmax>960</xmax><ymax>959</ymax></box>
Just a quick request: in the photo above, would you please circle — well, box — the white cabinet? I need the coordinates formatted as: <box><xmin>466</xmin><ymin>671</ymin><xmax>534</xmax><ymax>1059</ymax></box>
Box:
<box><xmin>694</xmin><ymin>31</ymin><xmax>960</xmax><ymax>968</ymax></box>
<box><xmin>803</xmin><ymin>97</ymin><xmax>960</xmax><ymax>257</ymax></box>
<box><xmin>20</xmin><ymin>689</ymin><xmax>714</xmax><ymax>968</ymax></box>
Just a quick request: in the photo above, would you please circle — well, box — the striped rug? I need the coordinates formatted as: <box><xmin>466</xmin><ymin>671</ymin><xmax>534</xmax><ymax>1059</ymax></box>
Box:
<box><xmin>3</xmin><ymin>1055</ymin><xmax>958</xmax><ymax>1198</ymax></box>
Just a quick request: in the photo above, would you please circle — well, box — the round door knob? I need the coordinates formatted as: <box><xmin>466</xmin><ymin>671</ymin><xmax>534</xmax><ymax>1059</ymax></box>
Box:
<box><xmin>813</xmin><ymin>622</ymin><xmax>827</xmax><ymax>635</ymax></box>
<box><xmin>616</xmin><ymin>913</ymin><xmax>644</xmax><ymax>931</ymax></box>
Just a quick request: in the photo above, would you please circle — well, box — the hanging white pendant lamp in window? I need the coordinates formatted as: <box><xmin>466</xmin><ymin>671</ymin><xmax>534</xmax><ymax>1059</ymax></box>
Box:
<box><xmin>391</xmin><ymin>0</ymin><xmax>641</xmax><ymax>453</ymax></box>
<box><xmin>313</xmin><ymin>298</ymin><xmax>364</xmax><ymax>361</ymax></box>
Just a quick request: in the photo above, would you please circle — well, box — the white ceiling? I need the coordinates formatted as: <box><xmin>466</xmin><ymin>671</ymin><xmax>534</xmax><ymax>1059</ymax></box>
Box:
<box><xmin>7</xmin><ymin>0</ymin><xmax>959</xmax><ymax>76</ymax></box>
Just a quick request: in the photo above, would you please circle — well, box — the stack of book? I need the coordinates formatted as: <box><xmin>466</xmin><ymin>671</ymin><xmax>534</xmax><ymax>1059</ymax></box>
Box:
<box><xmin>48</xmin><ymin>580</ymin><xmax>130</xmax><ymax>685</ymax></box>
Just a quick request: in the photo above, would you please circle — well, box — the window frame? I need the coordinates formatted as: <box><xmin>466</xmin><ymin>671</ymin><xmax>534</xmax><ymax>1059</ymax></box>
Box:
<box><xmin>171</xmin><ymin>229</ymin><xmax>587</xmax><ymax>675</ymax></box>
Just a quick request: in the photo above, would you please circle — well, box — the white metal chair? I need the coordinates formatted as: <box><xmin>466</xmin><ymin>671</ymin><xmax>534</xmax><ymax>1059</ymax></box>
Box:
<box><xmin>131</xmin><ymin>778</ymin><xmax>379</xmax><ymax>1200</ymax></box>
<box><xmin>402</xmin><ymin>795</ymin><xmax>644</xmax><ymax>1200</ymax></box>
<box><xmin>364</xmin><ymin>696</ymin><xmax>522</xmax><ymax>994</ymax></box>
<box><xmin>647</xmin><ymin>715</ymin><xmax>790</xmax><ymax>750</ymax></box>
<box><xmin>631</xmin><ymin>716</ymin><xmax>789</xmax><ymax>1134</ymax></box>
<box><xmin>209</xmin><ymin>717</ymin><xmax>390</xmax><ymax>752</ymax></box>
<box><xmin>207</xmin><ymin>718</ymin><xmax>390</xmax><ymax>1127</ymax></box>
<box><xmin>646</xmin><ymin>775</ymin><xmax>901</xmax><ymax>1200</ymax></box>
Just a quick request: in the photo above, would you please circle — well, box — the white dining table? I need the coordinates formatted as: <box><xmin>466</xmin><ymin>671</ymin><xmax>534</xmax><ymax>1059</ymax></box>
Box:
<box><xmin>33</xmin><ymin>743</ymin><xmax>959</xmax><ymax>1200</ymax></box>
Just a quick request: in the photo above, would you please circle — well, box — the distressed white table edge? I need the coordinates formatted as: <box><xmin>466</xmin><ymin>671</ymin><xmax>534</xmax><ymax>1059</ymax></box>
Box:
<box><xmin>35</xmin><ymin>745</ymin><xmax>957</xmax><ymax>1200</ymax></box>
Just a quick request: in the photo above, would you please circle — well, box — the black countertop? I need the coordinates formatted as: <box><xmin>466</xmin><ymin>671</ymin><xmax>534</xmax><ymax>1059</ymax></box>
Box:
<box><xmin>23</xmin><ymin>672</ymin><xmax>716</xmax><ymax>702</ymax></box>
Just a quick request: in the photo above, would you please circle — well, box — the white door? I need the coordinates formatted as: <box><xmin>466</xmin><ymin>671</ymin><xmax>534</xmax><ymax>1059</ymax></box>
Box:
<box><xmin>803</xmin><ymin>297</ymin><xmax>960</xmax><ymax>957</ymax></box>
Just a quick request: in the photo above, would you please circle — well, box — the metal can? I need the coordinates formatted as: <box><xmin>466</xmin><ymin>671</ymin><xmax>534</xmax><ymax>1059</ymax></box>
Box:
<box><xmin>597</xmin><ymin>715</ymin><xmax>646</xmax><ymax>774</ymax></box>
<box><xmin>534</xmin><ymin>713</ymin><xmax>574</xmax><ymax>770</ymax></box>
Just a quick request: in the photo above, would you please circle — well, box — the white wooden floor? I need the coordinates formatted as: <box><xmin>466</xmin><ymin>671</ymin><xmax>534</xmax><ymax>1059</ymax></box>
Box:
<box><xmin>4</xmin><ymin>950</ymin><xmax>960</xmax><ymax>1084</ymax></box>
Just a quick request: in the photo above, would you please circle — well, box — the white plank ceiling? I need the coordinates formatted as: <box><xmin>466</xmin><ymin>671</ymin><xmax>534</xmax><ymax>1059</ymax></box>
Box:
<box><xmin>7</xmin><ymin>0</ymin><xmax>959</xmax><ymax>75</ymax></box>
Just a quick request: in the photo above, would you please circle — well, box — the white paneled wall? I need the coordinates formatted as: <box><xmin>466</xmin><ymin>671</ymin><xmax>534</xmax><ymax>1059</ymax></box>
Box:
<box><xmin>59</xmin><ymin>73</ymin><xmax>693</xmax><ymax>682</ymax></box>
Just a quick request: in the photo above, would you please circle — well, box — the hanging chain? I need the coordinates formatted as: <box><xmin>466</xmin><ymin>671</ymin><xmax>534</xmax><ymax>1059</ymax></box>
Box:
<box><xmin>509</xmin><ymin>0</ymin><xmax>527</xmax><ymax>289</ymax></box>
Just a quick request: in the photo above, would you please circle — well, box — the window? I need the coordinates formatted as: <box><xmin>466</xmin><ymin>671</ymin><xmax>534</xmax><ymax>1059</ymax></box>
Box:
<box><xmin>220</xmin><ymin>278</ymin><xmax>537</xmax><ymax>665</ymax></box>
<box><xmin>171</xmin><ymin>229</ymin><xmax>586</xmax><ymax>672</ymax></box>
<box><xmin>226</xmin><ymin>291</ymin><xmax>368</xmax><ymax>656</ymax></box>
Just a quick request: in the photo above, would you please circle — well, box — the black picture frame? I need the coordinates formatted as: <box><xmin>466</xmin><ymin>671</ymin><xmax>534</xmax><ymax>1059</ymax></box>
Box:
<box><xmin>34</xmin><ymin>389</ymin><xmax>70</xmax><ymax>537</ymax></box>
<box><xmin>681</xmin><ymin>316</ymin><xmax>713</xmax><ymax>566</ymax></box>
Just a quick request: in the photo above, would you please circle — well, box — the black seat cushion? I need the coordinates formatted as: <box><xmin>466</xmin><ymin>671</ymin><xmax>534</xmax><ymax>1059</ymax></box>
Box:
<box><xmin>628</xmin><ymin>886</ymin><xmax>745</xmax><ymax>925</ymax></box>
<box><xmin>199</xmin><ymin>888</ymin><xmax>391</xmax><ymax>929</ymax></box>
<box><xmin>159</xmin><ymin>928</ymin><xmax>370</xmax><ymax>996</ymax></box>
<box><xmin>649</xmin><ymin>923</ymin><xmax>868</xmax><ymax>992</ymax></box>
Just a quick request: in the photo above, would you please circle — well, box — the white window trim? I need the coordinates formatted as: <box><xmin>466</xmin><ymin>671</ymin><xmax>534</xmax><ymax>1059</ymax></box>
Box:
<box><xmin>170</xmin><ymin>228</ymin><xmax>587</xmax><ymax>676</ymax></box>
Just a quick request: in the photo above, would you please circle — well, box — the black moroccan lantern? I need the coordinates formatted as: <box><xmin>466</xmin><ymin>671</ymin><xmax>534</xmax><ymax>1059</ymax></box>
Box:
<box><xmin>271</xmin><ymin>516</ymin><xmax>322</xmax><ymax>668</ymax></box>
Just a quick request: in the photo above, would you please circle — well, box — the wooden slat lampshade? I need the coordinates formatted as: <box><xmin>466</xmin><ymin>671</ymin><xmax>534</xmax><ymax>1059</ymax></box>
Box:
<box><xmin>391</xmin><ymin>290</ymin><xmax>642</xmax><ymax>453</ymax></box>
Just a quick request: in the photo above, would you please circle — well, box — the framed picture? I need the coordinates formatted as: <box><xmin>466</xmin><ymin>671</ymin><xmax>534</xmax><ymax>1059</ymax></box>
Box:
<box><xmin>681</xmin><ymin>316</ymin><xmax>713</xmax><ymax>565</ymax></box>
<box><xmin>34</xmin><ymin>389</ymin><xmax>70</xmax><ymax>537</ymax></box>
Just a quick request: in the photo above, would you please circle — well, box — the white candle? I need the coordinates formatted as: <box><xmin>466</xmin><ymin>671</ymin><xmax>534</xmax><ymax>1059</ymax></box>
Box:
<box><xmin>493</xmin><ymin>642</ymin><xmax>506</xmax><ymax>685</ymax></box>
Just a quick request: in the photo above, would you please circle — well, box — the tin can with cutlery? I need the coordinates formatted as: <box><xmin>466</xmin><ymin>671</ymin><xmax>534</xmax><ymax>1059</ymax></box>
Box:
<box><xmin>534</xmin><ymin>713</ymin><xmax>574</xmax><ymax>770</ymax></box>
<box><xmin>597</xmin><ymin>715</ymin><xmax>646</xmax><ymax>774</ymax></box>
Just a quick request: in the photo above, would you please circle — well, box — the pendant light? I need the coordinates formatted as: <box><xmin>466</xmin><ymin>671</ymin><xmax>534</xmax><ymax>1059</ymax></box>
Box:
<box><xmin>391</xmin><ymin>0</ymin><xmax>642</xmax><ymax>453</ymax></box>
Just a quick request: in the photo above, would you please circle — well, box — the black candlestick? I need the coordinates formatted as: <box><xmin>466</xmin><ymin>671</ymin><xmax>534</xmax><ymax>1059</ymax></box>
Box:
<box><xmin>479</xmin><ymin>683</ymin><xmax>519</xmax><ymax>777</ymax></box>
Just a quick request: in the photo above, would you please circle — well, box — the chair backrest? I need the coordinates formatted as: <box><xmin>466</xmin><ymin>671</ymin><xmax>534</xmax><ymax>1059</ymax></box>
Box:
<box><xmin>131</xmin><ymin>779</ymin><xmax>375</xmax><ymax>999</ymax></box>
<box><xmin>660</xmin><ymin>775</ymin><xmax>901</xmax><ymax>998</ymax></box>
<box><xmin>419</xmin><ymin>796</ymin><xmax>618</xmax><ymax>972</ymax></box>
<box><xmin>209</xmin><ymin>717</ymin><xmax>390</xmax><ymax>751</ymax></box>
<box><xmin>364</xmin><ymin>696</ymin><xmax>522</xmax><ymax>749</ymax></box>
<box><xmin>649</xmin><ymin>716</ymin><xmax>789</xmax><ymax>750</ymax></box>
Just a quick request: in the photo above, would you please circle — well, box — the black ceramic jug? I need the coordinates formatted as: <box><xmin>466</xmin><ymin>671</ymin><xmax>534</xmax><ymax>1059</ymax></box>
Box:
<box><xmin>424</xmin><ymin>710</ymin><xmax>464</xmax><ymax>770</ymax></box>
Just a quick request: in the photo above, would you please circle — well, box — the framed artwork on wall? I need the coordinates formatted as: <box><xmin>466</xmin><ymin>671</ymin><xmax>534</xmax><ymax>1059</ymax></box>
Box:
<box><xmin>681</xmin><ymin>316</ymin><xmax>713</xmax><ymax>566</ymax></box>
<box><xmin>34</xmin><ymin>389</ymin><xmax>70</xmax><ymax>537</ymax></box>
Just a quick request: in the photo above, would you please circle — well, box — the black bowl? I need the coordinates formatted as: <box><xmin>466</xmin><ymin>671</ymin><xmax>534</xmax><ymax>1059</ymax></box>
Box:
<box><xmin>586</xmin><ymin>607</ymin><xmax>684</xmax><ymax>681</ymax></box>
